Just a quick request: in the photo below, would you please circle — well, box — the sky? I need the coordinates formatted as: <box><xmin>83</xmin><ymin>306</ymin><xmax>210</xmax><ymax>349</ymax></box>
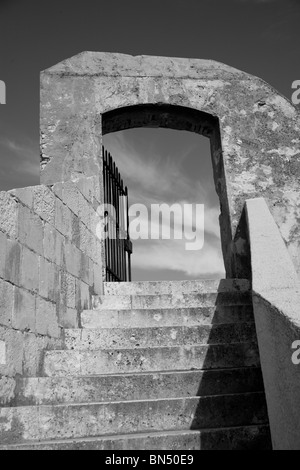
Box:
<box><xmin>0</xmin><ymin>0</ymin><xmax>299</xmax><ymax>281</ymax></box>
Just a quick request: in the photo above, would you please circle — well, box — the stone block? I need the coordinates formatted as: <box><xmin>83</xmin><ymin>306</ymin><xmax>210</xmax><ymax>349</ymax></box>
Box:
<box><xmin>0</xmin><ymin>192</ymin><xmax>18</xmax><ymax>239</ymax></box>
<box><xmin>35</xmin><ymin>298</ymin><xmax>60</xmax><ymax>338</ymax></box>
<box><xmin>79</xmin><ymin>251</ymin><xmax>90</xmax><ymax>285</ymax></box>
<box><xmin>12</xmin><ymin>287</ymin><xmax>36</xmax><ymax>332</ymax></box>
<box><xmin>51</xmin><ymin>182</ymin><xmax>63</xmax><ymax>200</ymax></box>
<box><xmin>64</xmin><ymin>241</ymin><xmax>81</xmax><ymax>278</ymax></box>
<box><xmin>22</xmin><ymin>333</ymin><xmax>62</xmax><ymax>377</ymax></box>
<box><xmin>0</xmin><ymin>326</ymin><xmax>24</xmax><ymax>376</ymax></box>
<box><xmin>33</xmin><ymin>186</ymin><xmax>55</xmax><ymax>224</ymax></box>
<box><xmin>79</xmin><ymin>223</ymin><xmax>91</xmax><ymax>256</ymax></box>
<box><xmin>71</xmin><ymin>214</ymin><xmax>81</xmax><ymax>248</ymax></box>
<box><xmin>75</xmin><ymin>177</ymin><xmax>94</xmax><ymax>203</ymax></box>
<box><xmin>4</xmin><ymin>238</ymin><xmax>21</xmax><ymax>285</ymax></box>
<box><xmin>60</xmin><ymin>271</ymin><xmax>76</xmax><ymax>309</ymax></box>
<box><xmin>58</xmin><ymin>307</ymin><xmax>78</xmax><ymax>329</ymax></box>
<box><xmin>0</xmin><ymin>231</ymin><xmax>7</xmax><ymax>280</ymax></box>
<box><xmin>55</xmin><ymin>198</ymin><xmax>72</xmax><ymax>240</ymax></box>
<box><xmin>0</xmin><ymin>340</ymin><xmax>6</xmax><ymax>365</ymax></box>
<box><xmin>78</xmin><ymin>193</ymin><xmax>91</xmax><ymax>227</ymax></box>
<box><xmin>78</xmin><ymin>281</ymin><xmax>90</xmax><ymax>311</ymax></box>
<box><xmin>0</xmin><ymin>375</ymin><xmax>16</xmax><ymax>405</ymax></box>
<box><xmin>93</xmin><ymin>262</ymin><xmax>103</xmax><ymax>295</ymax></box>
<box><xmin>62</xmin><ymin>181</ymin><xmax>80</xmax><ymax>216</ymax></box>
<box><xmin>20</xmin><ymin>247</ymin><xmax>39</xmax><ymax>293</ymax></box>
<box><xmin>39</xmin><ymin>257</ymin><xmax>59</xmax><ymax>302</ymax></box>
<box><xmin>43</xmin><ymin>223</ymin><xmax>63</xmax><ymax>266</ymax></box>
<box><xmin>0</xmin><ymin>278</ymin><xmax>13</xmax><ymax>327</ymax></box>
<box><xmin>8</xmin><ymin>187</ymin><xmax>34</xmax><ymax>209</ymax></box>
<box><xmin>18</xmin><ymin>205</ymin><xmax>44</xmax><ymax>256</ymax></box>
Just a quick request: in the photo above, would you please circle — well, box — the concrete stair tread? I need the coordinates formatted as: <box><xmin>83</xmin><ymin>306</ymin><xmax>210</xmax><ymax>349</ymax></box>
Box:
<box><xmin>0</xmin><ymin>424</ymin><xmax>272</xmax><ymax>450</ymax></box>
<box><xmin>92</xmin><ymin>291</ymin><xmax>252</xmax><ymax>311</ymax></box>
<box><xmin>104</xmin><ymin>279</ymin><xmax>251</xmax><ymax>296</ymax></box>
<box><xmin>43</xmin><ymin>342</ymin><xmax>260</xmax><ymax>376</ymax></box>
<box><xmin>0</xmin><ymin>424</ymin><xmax>269</xmax><ymax>449</ymax></box>
<box><xmin>64</xmin><ymin>322</ymin><xmax>257</xmax><ymax>350</ymax></box>
<box><xmin>1</xmin><ymin>390</ymin><xmax>266</xmax><ymax>409</ymax></box>
<box><xmin>81</xmin><ymin>306</ymin><xmax>254</xmax><ymax>329</ymax></box>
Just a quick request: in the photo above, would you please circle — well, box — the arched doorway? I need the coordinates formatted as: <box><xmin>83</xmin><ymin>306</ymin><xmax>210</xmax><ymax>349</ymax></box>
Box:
<box><xmin>102</xmin><ymin>104</ymin><xmax>229</xmax><ymax>281</ymax></box>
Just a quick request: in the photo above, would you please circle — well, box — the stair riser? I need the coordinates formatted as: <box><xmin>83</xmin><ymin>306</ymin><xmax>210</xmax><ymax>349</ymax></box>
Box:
<box><xmin>64</xmin><ymin>323</ymin><xmax>257</xmax><ymax>350</ymax></box>
<box><xmin>81</xmin><ymin>306</ymin><xmax>254</xmax><ymax>329</ymax></box>
<box><xmin>93</xmin><ymin>292</ymin><xmax>252</xmax><ymax>311</ymax></box>
<box><xmin>0</xmin><ymin>394</ymin><xmax>269</xmax><ymax>443</ymax></box>
<box><xmin>5</xmin><ymin>368</ymin><xmax>264</xmax><ymax>407</ymax></box>
<box><xmin>0</xmin><ymin>425</ymin><xmax>271</xmax><ymax>450</ymax></box>
<box><xmin>43</xmin><ymin>343</ymin><xmax>260</xmax><ymax>377</ymax></box>
<box><xmin>104</xmin><ymin>279</ymin><xmax>251</xmax><ymax>296</ymax></box>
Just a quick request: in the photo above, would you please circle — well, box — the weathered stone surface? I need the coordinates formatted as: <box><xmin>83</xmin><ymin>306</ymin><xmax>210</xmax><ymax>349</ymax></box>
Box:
<box><xmin>35</xmin><ymin>298</ymin><xmax>60</xmax><ymax>338</ymax></box>
<box><xmin>0</xmin><ymin>279</ymin><xmax>13</xmax><ymax>327</ymax></box>
<box><xmin>20</xmin><ymin>246</ymin><xmax>39</xmax><ymax>293</ymax></box>
<box><xmin>33</xmin><ymin>185</ymin><xmax>55</xmax><ymax>224</ymax></box>
<box><xmin>81</xmin><ymin>305</ymin><xmax>254</xmax><ymax>329</ymax></box>
<box><xmin>246</xmin><ymin>198</ymin><xmax>300</xmax><ymax>450</ymax></box>
<box><xmin>64</xmin><ymin>322</ymin><xmax>256</xmax><ymax>350</ymax></box>
<box><xmin>104</xmin><ymin>278</ymin><xmax>251</xmax><ymax>296</ymax></box>
<box><xmin>5</xmin><ymin>368</ymin><xmax>264</xmax><ymax>406</ymax></box>
<box><xmin>0</xmin><ymin>392</ymin><xmax>268</xmax><ymax>443</ymax></box>
<box><xmin>0</xmin><ymin>326</ymin><xmax>24</xmax><ymax>376</ymax></box>
<box><xmin>3</xmin><ymin>238</ymin><xmax>21</xmax><ymax>286</ymax></box>
<box><xmin>43</xmin><ymin>222</ymin><xmax>63</xmax><ymax>266</ymax></box>
<box><xmin>43</xmin><ymin>342</ymin><xmax>259</xmax><ymax>377</ymax></box>
<box><xmin>0</xmin><ymin>425</ymin><xmax>272</xmax><ymax>450</ymax></box>
<box><xmin>39</xmin><ymin>257</ymin><xmax>59</xmax><ymax>302</ymax></box>
<box><xmin>0</xmin><ymin>375</ymin><xmax>16</xmax><ymax>405</ymax></box>
<box><xmin>93</xmin><ymin>291</ymin><xmax>252</xmax><ymax>311</ymax></box>
<box><xmin>18</xmin><ymin>205</ymin><xmax>44</xmax><ymax>256</ymax></box>
<box><xmin>0</xmin><ymin>192</ymin><xmax>18</xmax><ymax>238</ymax></box>
<box><xmin>12</xmin><ymin>287</ymin><xmax>36</xmax><ymax>332</ymax></box>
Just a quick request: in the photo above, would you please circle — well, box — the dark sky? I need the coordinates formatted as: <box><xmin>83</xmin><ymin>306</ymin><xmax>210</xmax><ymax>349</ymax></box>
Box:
<box><xmin>0</xmin><ymin>0</ymin><xmax>299</xmax><ymax>280</ymax></box>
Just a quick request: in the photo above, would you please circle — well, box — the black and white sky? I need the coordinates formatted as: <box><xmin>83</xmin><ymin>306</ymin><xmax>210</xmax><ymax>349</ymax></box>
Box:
<box><xmin>0</xmin><ymin>0</ymin><xmax>299</xmax><ymax>280</ymax></box>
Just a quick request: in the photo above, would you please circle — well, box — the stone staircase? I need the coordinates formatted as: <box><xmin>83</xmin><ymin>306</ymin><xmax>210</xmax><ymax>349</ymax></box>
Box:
<box><xmin>0</xmin><ymin>279</ymin><xmax>272</xmax><ymax>450</ymax></box>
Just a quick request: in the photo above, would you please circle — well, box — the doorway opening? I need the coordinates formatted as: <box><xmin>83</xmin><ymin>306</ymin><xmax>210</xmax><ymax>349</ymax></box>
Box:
<box><xmin>102</xmin><ymin>104</ymin><xmax>227</xmax><ymax>282</ymax></box>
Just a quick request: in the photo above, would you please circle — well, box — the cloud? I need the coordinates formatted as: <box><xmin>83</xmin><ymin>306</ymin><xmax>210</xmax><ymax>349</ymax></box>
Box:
<box><xmin>104</xmin><ymin>128</ymin><xmax>225</xmax><ymax>279</ymax></box>
<box><xmin>104</xmin><ymin>130</ymin><xmax>214</xmax><ymax>206</ymax></box>
<box><xmin>133</xmin><ymin>238</ymin><xmax>225</xmax><ymax>278</ymax></box>
<box><xmin>0</xmin><ymin>136</ymin><xmax>39</xmax><ymax>190</ymax></box>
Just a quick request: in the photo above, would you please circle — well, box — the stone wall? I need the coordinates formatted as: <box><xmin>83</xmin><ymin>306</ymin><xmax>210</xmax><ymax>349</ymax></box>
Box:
<box><xmin>0</xmin><ymin>175</ymin><xmax>104</xmax><ymax>402</ymax></box>
<box><xmin>246</xmin><ymin>198</ymin><xmax>300</xmax><ymax>450</ymax></box>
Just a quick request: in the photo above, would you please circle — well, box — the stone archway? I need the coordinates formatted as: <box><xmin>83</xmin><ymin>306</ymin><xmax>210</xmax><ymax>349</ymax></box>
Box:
<box><xmin>102</xmin><ymin>103</ymin><xmax>230</xmax><ymax>280</ymax></box>
<box><xmin>40</xmin><ymin>52</ymin><xmax>300</xmax><ymax>279</ymax></box>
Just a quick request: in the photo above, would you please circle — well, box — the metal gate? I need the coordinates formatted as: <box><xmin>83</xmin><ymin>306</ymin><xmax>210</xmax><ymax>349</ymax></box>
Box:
<box><xmin>103</xmin><ymin>147</ymin><xmax>132</xmax><ymax>282</ymax></box>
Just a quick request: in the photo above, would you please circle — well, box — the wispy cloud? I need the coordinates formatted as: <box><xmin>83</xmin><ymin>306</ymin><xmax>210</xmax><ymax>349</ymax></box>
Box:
<box><xmin>133</xmin><ymin>238</ymin><xmax>225</xmax><ymax>278</ymax></box>
<box><xmin>104</xmin><ymin>129</ymin><xmax>224</xmax><ymax>279</ymax></box>
<box><xmin>0</xmin><ymin>136</ymin><xmax>39</xmax><ymax>190</ymax></box>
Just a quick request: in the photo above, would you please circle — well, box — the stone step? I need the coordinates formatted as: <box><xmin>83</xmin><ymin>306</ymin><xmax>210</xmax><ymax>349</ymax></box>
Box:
<box><xmin>64</xmin><ymin>322</ymin><xmax>257</xmax><ymax>350</ymax></box>
<box><xmin>104</xmin><ymin>279</ymin><xmax>251</xmax><ymax>296</ymax></box>
<box><xmin>81</xmin><ymin>305</ymin><xmax>254</xmax><ymax>329</ymax></box>
<box><xmin>92</xmin><ymin>291</ymin><xmax>252</xmax><ymax>311</ymax></box>
<box><xmin>0</xmin><ymin>424</ymin><xmax>272</xmax><ymax>450</ymax></box>
<box><xmin>0</xmin><ymin>392</ymin><xmax>269</xmax><ymax>444</ymax></box>
<box><xmin>43</xmin><ymin>342</ymin><xmax>259</xmax><ymax>377</ymax></box>
<box><xmin>5</xmin><ymin>367</ymin><xmax>264</xmax><ymax>407</ymax></box>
